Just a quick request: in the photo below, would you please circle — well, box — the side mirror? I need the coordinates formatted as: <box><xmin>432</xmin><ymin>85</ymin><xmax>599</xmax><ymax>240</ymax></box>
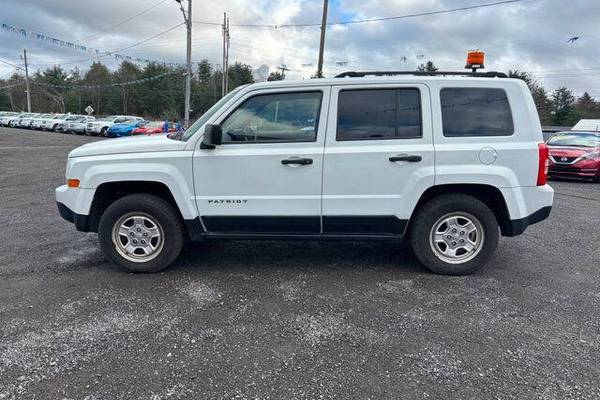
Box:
<box><xmin>201</xmin><ymin>124</ymin><xmax>222</xmax><ymax>149</ymax></box>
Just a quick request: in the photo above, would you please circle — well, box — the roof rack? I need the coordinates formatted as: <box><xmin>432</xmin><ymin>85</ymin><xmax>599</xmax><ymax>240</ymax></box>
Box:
<box><xmin>334</xmin><ymin>71</ymin><xmax>508</xmax><ymax>78</ymax></box>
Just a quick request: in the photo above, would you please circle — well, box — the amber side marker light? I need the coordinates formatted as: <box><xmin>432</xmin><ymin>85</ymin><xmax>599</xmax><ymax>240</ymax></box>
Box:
<box><xmin>465</xmin><ymin>51</ymin><xmax>485</xmax><ymax>72</ymax></box>
<box><xmin>67</xmin><ymin>179</ymin><xmax>80</xmax><ymax>188</ymax></box>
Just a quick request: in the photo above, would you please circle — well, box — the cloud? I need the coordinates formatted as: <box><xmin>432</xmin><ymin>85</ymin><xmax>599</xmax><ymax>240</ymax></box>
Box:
<box><xmin>0</xmin><ymin>0</ymin><xmax>598</xmax><ymax>95</ymax></box>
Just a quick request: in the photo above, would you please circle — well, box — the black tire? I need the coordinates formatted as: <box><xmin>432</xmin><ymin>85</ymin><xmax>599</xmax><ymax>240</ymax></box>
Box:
<box><xmin>98</xmin><ymin>194</ymin><xmax>185</xmax><ymax>273</ymax></box>
<box><xmin>100</xmin><ymin>127</ymin><xmax>108</xmax><ymax>137</ymax></box>
<box><xmin>409</xmin><ymin>194</ymin><xmax>499</xmax><ymax>275</ymax></box>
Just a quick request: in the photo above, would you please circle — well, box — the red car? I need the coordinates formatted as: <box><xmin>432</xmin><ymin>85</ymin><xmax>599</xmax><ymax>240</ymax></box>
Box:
<box><xmin>131</xmin><ymin>121</ymin><xmax>176</xmax><ymax>135</ymax></box>
<box><xmin>547</xmin><ymin>131</ymin><xmax>600</xmax><ymax>182</ymax></box>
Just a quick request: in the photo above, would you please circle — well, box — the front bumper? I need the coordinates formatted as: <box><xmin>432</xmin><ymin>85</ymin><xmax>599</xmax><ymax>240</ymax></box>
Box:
<box><xmin>86</xmin><ymin>125</ymin><xmax>103</xmax><ymax>133</ymax></box>
<box><xmin>57</xmin><ymin>202</ymin><xmax>93</xmax><ymax>231</ymax></box>
<box><xmin>55</xmin><ymin>185</ymin><xmax>96</xmax><ymax>231</ymax></box>
<box><xmin>549</xmin><ymin>165</ymin><xmax>599</xmax><ymax>179</ymax></box>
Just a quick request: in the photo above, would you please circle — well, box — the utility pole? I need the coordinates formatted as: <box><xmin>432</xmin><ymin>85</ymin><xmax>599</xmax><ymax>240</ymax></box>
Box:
<box><xmin>226</xmin><ymin>16</ymin><xmax>230</xmax><ymax>94</ymax></box>
<box><xmin>176</xmin><ymin>0</ymin><xmax>192</xmax><ymax>128</ymax></box>
<box><xmin>23</xmin><ymin>49</ymin><xmax>31</xmax><ymax>112</ymax></box>
<box><xmin>316</xmin><ymin>0</ymin><xmax>328</xmax><ymax>78</ymax></box>
<box><xmin>221</xmin><ymin>13</ymin><xmax>230</xmax><ymax>96</ymax></box>
<box><xmin>277</xmin><ymin>65</ymin><xmax>290</xmax><ymax>80</ymax></box>
<box><xmin>185</xmin><ymin>0</ymin><xmax>192</xmax><ymax>128</ymax></box>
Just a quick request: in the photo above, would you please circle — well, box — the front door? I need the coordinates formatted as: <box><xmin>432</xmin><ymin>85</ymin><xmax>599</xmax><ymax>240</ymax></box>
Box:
<box><xmin>322</xmin><ymin>84</ymin><xmax>434</xmax><ymax>236</ymax></box>
<box><xmin>193</xmin><ymin>87</ymin><xmax>330</xmax><ymax>236</ymax></box>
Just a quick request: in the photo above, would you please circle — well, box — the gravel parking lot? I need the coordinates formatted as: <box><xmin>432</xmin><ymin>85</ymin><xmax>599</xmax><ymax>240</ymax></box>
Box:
<box><xmin>0</xmin><ymin>127</ymin><xmax>599</xmax><ymax>400</ymax></box>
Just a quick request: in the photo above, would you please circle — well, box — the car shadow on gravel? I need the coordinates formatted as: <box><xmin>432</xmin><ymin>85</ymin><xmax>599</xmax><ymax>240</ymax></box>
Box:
<box><xmin>171</xmin><ymin>239</ymin><xmax>425</xmax><ymax>275</ymax></box>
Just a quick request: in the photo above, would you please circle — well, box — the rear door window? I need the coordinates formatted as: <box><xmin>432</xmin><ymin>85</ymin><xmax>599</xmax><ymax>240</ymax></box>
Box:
<box><xmin>337</xmin><ymin>88</ymin><xmax>422</xmax><ymax>141</ymax></box>
<box><xmin>440</xmin><ymin>88</ymin><xmax>514</xmax><ymax>137</ymax></box>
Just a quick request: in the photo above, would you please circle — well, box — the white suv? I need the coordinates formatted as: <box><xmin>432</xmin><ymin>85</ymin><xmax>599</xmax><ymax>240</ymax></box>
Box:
<box><xmin>56</xmin><ymin>71</ymin><xmax>554</xmax><ymax>275</ymax></box>
<box><xmin>41</xmin><ymin>114</ymin><xmax>68</xmax><ymax>131</ymax></box>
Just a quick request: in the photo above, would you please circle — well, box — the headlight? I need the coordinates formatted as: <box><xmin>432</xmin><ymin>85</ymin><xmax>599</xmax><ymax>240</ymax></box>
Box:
<box><xmin>582</xmin><ymin>151</ymin><xmax>600</xmax><ymax>160</ymax></box>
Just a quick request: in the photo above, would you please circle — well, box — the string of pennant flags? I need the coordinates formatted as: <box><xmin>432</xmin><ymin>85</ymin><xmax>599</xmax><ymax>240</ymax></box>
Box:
<box><xmin>0</xmin><ymin>22</ymin><xmax>183</xmax><ymax>68</ymax></box>
<box><xmin>30</xmin><ymin>71</ymin><xmax>178</xmax><ymax>89</ymax></box>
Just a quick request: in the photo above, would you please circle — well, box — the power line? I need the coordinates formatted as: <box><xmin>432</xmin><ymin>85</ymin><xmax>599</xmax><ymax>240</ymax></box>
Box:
<box><xmin>193</xmin><ymin>0</ymin><xmax>528</xmax><ymax>29</ymax></box>
<box><xmin>0</xmin><ymin>58</ymin><xmax>24</xmax><ymax>70</ymax></box>
<box><xmin>300</xmin><ymin>0</ymin><xmax>528</xmax><ymax>27</ymax></box>
<box><xmin>81</xmin><ymin>0</ymin><xmax>170</xmax><ymax>41</ymax></box>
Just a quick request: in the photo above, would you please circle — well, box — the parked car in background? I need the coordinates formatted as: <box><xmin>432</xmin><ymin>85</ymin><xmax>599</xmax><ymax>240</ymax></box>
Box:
<box><xmin>64</xmin><ymin>116</ymin><xmax>95</xmax><ymax>135</ymax></box>
<box><xmin>0</xmin><ymin>112</ymin><xmax>20</xmax><ymax>126</ymax></box>
<box><xmin>41</xmin><ymin>114</ymin><xmax>68</xmax><ymax>131</ymax></box>
<box><xmin>86</xmin><ymin>115</ymin><xmax>143</xmax><ymax>137</ymax></box>
<box><xmin>547</xmin><ymin>131</ymin><xmax>600</xmax><ymax>182</ymax></box>
<box><xmin>55</xmin><ymin>115</ymin><xmax>93</xmax><ymax>133</ymax></box>
<box><xmin>131</xmin><ymin>121</ymin><xmax>176</xmax><ymax>135</ymax></box>
<box><xmin>18</xmin><ymin>113</ymin><xmax>41</xmax><ymax>129</ymax></box>
<box><xmin>31</xmin><ymin>113</ymin><xmax>54</xmax><ymax>130</ymax></box>
<box><xmin>572</xmin><ymin>119</ymin><xmax>600</xmax><ymax>132</ymax></box>
<box><xmin>8</xmin><ymin>113</ymin><xmax>33</xmax><ymax>127</ymax></box>
<box><xmin>107</xmin><ymin>119</ymin><xmax>145</xmax><ymax>137</ymax></box>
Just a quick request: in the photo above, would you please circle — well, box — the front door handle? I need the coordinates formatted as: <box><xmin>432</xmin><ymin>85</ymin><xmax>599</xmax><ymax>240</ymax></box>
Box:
<box><xmin>281</xmin><ymin>157</ymin><xmax>313</xmax><ymax>166</ymax></box>
<box><xmin>389</xmin><ymin>154</ymin><xmax>422</xmax><ymax>163</ymax></box>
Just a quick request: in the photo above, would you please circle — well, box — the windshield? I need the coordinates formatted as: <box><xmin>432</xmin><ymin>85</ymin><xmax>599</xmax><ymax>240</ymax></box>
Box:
<box><xmin>180</xmin><ymin>88</ymin><xmax>242</xmax><ymax>142</ymax></box>
<box><xmin>53</xmin><ymin>114</ymin><xmax>66</xmax><ymax>119</ymax></box>
<box><xmin>547</xmin><ymin>132</ymin><xmax>600</xmax><ymax>148</ymax></box>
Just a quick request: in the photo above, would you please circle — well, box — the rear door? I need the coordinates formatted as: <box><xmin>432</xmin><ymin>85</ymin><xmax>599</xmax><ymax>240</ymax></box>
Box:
<box><xmin>193</xmin><ymin>87</ymin><xmax>330</xmax><ymax>235</ymax></box>
<box><xmin>322</xmin><ymin>83</ymin><xmax>434</xmax><ymax>236</ymax></box>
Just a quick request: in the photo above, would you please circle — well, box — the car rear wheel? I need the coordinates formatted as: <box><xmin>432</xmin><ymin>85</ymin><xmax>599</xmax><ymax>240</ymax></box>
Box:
<box><xmin>100</xmin><ymin>127</ymin><xmax>108</xmax><ymax>137</ymax></box>
<box><xmin>409</xmin><ymin>194</ymin><xmax>499</xmax><ymax>275</ymax></box>
<box><xmin>98</xmin><ymin>194</ymin><xmax>185</xmax><ymax>273</ymax></box>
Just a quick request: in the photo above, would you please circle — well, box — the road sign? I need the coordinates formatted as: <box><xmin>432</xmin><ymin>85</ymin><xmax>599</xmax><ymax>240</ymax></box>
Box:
<box><xmin>85</xmin><ymin>105</ymin><xmax>94</xmax><ymax>115</ymax></box>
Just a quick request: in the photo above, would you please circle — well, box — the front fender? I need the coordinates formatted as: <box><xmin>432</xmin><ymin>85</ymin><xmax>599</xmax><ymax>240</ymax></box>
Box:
<box><xmin>69</xmin><ymin>152</ymin><xmax>197</xmax><ymax>220</ymax></box>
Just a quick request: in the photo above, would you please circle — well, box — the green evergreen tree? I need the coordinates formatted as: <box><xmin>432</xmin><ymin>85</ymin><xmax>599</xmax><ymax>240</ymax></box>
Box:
<box><xmin>417</xmin><ymin>61</ymin><xmax>438</xmax><ymax>72</ymax></box>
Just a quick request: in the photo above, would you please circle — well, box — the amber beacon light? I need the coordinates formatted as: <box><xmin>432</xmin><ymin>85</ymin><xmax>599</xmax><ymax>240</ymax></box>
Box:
<box><xmin>465</xmin><ymin>51</ymin><xmax>485</xmax><ymax>72</ymax></box>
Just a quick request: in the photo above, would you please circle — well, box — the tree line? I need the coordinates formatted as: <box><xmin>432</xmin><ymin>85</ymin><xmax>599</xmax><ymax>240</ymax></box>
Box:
<box><xmin>507</xmin><ymin>70</ymin><xmax>600</xmax><ymax>126</ymax></box>
<box><xmin>0</xmin><ymin>59</ymin><xmax>254</xmax><ymax>121</ymax></box>
<box><xmin>417</xmin><ymin>60</ymin><xmax>600</xmax><ymax>126</ymax></box>
<box><xmin>1</xmin><ymin>59</ymin><xmax>599</xmax><ymax>126</ymax></box>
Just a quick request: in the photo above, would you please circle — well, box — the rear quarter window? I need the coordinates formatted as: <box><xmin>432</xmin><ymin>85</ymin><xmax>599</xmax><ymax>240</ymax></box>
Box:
<box><xmin>440</xmin><ymin>88</ymin><xmax>514</xmax><ymax>137</ymax></box>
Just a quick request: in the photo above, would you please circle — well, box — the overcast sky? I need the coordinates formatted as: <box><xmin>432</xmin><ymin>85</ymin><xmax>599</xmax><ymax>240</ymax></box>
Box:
<box><xmin>1</xmin><ymin>0</ymin><xmax>599</xmax><ymax>96</ymax></box>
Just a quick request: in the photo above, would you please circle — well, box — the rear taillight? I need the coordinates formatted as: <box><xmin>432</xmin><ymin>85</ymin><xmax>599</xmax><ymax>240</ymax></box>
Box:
<box><xmin>537</xmin><ymin>143</ymin><xmax>550</xmax><ymax>186</ymax></box>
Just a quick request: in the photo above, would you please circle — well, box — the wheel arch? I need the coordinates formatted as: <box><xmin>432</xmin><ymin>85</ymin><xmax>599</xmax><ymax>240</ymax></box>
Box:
<box><xmin>409</xmin><ymin>184</ymin><xmax>512</xmax><ymax>236</ymax></box>
<box><xmin>88</xmin><ymin>181</ymin><xmax>187</xmax><ymax>234</ymax></box>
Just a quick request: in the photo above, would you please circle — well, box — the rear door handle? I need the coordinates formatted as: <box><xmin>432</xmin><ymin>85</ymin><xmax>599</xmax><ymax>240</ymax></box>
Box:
<box><xmin>389</xmin><ymin>154</ymin><xmax>422</xmax><ymax>163</ymax></box>
<box><xmin>281</xmin><ymin>157</ymin><xmax>313</xmax><ymax>166</ymax></box>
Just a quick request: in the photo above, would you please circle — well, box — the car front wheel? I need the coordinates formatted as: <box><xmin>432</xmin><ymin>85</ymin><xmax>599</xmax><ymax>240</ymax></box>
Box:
<box><xmin>409</xmin><ymin>194</ymin><xmax>499</xmax><ymax>275</ymax></box>
<box><xmin>98</xmin><ymin>194</ymin><xmax>185</xmax><ymax>273</ymax></box>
